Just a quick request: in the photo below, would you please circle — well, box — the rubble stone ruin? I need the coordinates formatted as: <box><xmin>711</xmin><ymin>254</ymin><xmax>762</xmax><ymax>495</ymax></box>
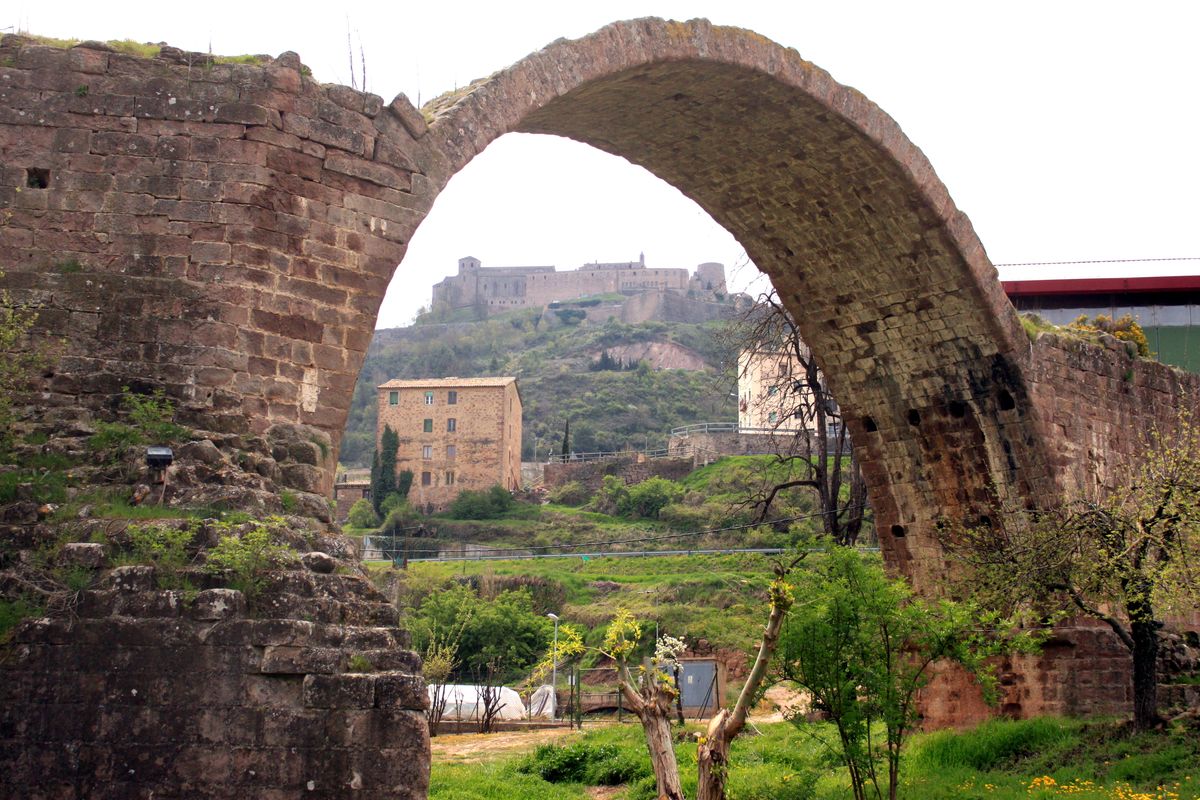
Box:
<box><xmin>1</xmin><ymin>17</ymin><xmax>1198</xmax><ymax>798</ymax></box>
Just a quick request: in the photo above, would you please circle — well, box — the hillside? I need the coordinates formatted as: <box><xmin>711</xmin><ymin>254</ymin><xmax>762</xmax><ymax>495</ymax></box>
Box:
<box><xmin>339</xmin><ymin>307</ymin><xmax>740</xmax><ymax>467</ymax></box>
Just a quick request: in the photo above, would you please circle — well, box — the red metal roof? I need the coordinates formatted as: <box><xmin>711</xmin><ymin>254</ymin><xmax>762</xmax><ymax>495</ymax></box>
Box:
<box><xmin>1002</xmin><ymin>276</ymin><xmax>1200</xmax><ymax>296</ymax></box>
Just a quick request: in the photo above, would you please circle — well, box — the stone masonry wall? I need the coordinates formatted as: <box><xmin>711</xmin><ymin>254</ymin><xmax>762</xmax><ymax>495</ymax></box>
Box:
<box><xmin>0</xmin><ymin>36</ymin><xmax>442</xmax><ymax>498</ymax></box>
<box><xmin>0</xmin><ymin>547</ymin><xmax>429</xmax><ymax>799</ymax></box>
<box><xmin>544</xmin><ymin>456</ymin><xmax>695</xmax><ymax>493</ymax></box>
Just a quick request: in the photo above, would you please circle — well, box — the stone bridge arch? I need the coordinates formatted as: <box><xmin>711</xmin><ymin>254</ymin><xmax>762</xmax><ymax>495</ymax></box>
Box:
<box><xmin>419</xmin><ymin>18</ymin><xmax>1052</xmax><ymax>585</ymax></box>
<box><xmin>2</xmin><ymin>20</ymin><xmax>1192</xmax><ymax>591</ymax></box>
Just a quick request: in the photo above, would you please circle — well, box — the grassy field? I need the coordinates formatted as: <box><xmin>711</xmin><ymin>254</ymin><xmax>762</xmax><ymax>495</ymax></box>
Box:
<box><xmin>429</xmin><ymin>717</ymin><xmax>1200</xmax><ymax>800</ymax></box>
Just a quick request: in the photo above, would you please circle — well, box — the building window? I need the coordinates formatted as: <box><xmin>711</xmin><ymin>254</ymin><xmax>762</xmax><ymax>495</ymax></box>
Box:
<box><xmin>767</xmin><ymin>385</ymin><xmax>778</xmax><ymax>397</ymax></box>
<box><xmin>446</xmin><ymin>445</ymin><xmax>457</xmax><ymax>459</ymax></box>
<box><xmin>448</xmin><ymin>391</ymin><xmax>457</xmax><ymax>405</ymax></box>
<box><xmin>447</xmin><ymin>418</ymin><xmax>456</xmax><ymax>432</ymax></box>
<box><xmin>424</xmin><ymin>391</ymin><xmax>434</xmax><ymax>405</ymax></box>
<box><xmin>445</xmin><ymin>471</ymin><xmax>455</xmax><ymax>486</ymax></box>
<box><xmin>422</xmin><ymin>445</ymin><xmax>432</xmax><ymax>459</ymax></box>
<box><xmin>768</xmin><ymin>411</ymin><xmax>778</xmax><ymax>424</ymax></box>
<box><xmin>388</xmin><ymin>391</ymin><xmax>398</xmax><ymax>405</ymax></box>
<box><xmin>421</xmin><ymin>471</ymin><xmax>432</xmax><ymax>486</ymax></box>
<box><xmin>423</xmin><ymin>418</ymin><xmax>433</xmax><ymax>433</ymax></box>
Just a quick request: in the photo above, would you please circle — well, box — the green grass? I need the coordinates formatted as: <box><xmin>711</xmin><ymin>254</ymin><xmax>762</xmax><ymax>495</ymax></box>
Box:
<box><xmin>391</xmin><ymin>552</ymin><xmax>785</xmax><ymax>655</ymax></box>
<box><xmin>18</xmin><ymin>34</ymin><xmax>272</xmax><ymax>65</ymax></box>
<box><xmin>429</xmin><ymin>718</ymin><xmax>1200</xmax><ymax>800</ymax></box>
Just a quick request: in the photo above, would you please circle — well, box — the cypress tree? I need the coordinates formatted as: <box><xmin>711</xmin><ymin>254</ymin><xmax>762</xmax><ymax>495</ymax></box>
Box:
<box><xmin>372</xmin><ymin>425</ymin><xmax>400</xmax><ymax>514</ymax></box>
<box><xmin>561</xmin><ymin>419</ymin><xmax>570</xmax><ymax>457</ymax></box>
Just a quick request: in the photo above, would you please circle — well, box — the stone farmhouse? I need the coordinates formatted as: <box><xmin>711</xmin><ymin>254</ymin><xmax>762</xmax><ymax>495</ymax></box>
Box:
<box><xmin>376</xmin><ymin>377</ymin><xmax>522</xmax><ymax>509</ymax></box>
<box><xmin>431</xmin><ymin>254</ymin><xmax>727</xmax><ymax>315</ymax></box>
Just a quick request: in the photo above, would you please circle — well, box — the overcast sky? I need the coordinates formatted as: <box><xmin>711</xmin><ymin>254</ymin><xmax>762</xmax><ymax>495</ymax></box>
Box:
<box><xmin>9</xmin><ymin>1</ymin><xmax>1199</xmax><ymax>328</ymax></box>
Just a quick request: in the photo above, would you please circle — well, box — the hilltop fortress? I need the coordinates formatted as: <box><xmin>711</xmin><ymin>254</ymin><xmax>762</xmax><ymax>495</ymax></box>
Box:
<box><xmin>431</xmin><ymin>255</ymin><xmax>728</xmax><ymax>315</ymax></box>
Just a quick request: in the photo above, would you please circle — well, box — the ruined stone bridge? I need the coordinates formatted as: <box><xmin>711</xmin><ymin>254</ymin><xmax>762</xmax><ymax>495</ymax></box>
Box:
<box><xmin>3</xmin><ymin>20</ymin><xmax>1195</xmax><ymax>577</ymax></box>
<box><xmin>1</xmin><ymin>19</ymin><xmax>1197</xmax><ymax>798</ymax></box>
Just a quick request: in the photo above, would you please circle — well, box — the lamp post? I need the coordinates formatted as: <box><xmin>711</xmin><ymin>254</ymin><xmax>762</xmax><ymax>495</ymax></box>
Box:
<box><xmin>547</xmin><ymin>612</ymin><xmax>559</xmax><ymax>720</ymax></box>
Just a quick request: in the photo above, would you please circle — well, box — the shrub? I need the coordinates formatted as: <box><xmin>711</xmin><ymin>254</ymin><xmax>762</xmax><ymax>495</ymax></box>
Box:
<box><xmin>347</xmin><ymin>498</ymin><xmax>380</xmax><ymax>528</ymax></box>
<box><xmin>124</xmin><ymin>387</ymin><xmax>189</xmax><ymax>443</ymax></box>
<box><xmin>1070</xmin><ymin>313</ymin><xmax>1150</xmax><ymax>356</ymax></box>
<box><xmin>120</xmin><ymin>521</ymin><xmax>196</xmax><ymax>588</ymax></box>
<box><xmin>547</xmin><ymin>480</ymin><xmax>589</xmax><ymax>506</ymax></box>
<box><xmin>379</xmin><ymin>492</ymin><xmax>408</xmax><ymax>516</ymax></box>
<box><xmin>518</xmin><ymin>741</ymin><xmax>650</xmax><ymax>786</ymax></box>
<box><xmin>624</xmin><ymin>477</ymin><xmax>684</xmax><ymax>518</ymax></box>
<box><xmin>88</xmin><ymin>386</ymin><xmax>188</xmax><ymax>458</ymax></box>
<box><xmin>205</xmin><ymin>522</ymin><xmax>297</xmax><ymax>598</ymax></box>
<box><xmin>448</xmin><ymin>485</ymin><xmax>515</xmax><ymax>520</ymax></box>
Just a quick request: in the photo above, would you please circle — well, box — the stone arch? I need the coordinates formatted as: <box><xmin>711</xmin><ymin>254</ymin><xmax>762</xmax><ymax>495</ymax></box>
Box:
<box><xmin>411</xmin><ymin>18</ymin><xmax>1055</xmax><ymax>585</ymax></box>
<box><xmin>0</xmin><ymin>21</ymin><xmax>1064</xmax><ymax>585</ymax></box>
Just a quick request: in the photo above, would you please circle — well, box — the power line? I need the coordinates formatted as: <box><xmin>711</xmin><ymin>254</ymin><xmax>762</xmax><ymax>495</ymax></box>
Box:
<box><xmin>373</xmin><ymin>504</ymin><xmax>868</xmax><ymax>558</ymax></box>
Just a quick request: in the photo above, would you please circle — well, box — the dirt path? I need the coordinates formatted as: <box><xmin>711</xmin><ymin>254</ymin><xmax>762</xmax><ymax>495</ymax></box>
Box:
<box><xmin>431</xmin><ymin>726</ymin><xmax>586</xmax><ymax>764</ymax></box>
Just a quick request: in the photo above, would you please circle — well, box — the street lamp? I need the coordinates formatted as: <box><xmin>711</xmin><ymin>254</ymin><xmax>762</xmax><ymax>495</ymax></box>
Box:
<box><xmin>547</xmin><ymin>612</ymin><xmax>560</xmax><ymax>720</ymax></box>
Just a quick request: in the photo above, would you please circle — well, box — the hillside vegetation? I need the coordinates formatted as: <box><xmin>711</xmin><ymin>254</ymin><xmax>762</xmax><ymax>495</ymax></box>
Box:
<box><xmin>341</xmin><ymin>308</ymin><xmax>738</xmax><ymax>466</ymax></box>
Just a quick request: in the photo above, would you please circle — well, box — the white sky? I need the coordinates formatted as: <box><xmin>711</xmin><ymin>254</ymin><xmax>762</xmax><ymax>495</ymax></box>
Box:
<box><xmin>9</xmin><ymin>1</ymin><xmax>1200</xmax><ymax>328</ymax></box>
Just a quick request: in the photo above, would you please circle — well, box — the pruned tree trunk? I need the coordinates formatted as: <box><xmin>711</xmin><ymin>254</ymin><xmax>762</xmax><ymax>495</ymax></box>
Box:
<box><xmin>1130</xmin><ymin>616</ymin><xmax>1161</xmax><ymax>730</ymax></box>
<box><xmin>696</xmin><ymin>573</ymin><xmax>794</xmax><ymax>800</ymax></box>
<box><xmin>697</xmin><ymin>709</ymin><xmax>733</xmax><ymax>800</ymax></box>
<box><xmin>641</xmin><ymin>706</ymin><xmax>685</xmax><ymax>800</ymax></box>
<box><xmin>621</xmin><ymin>680</ymin><xmax>685</xmax><ymax>800</ymax></box>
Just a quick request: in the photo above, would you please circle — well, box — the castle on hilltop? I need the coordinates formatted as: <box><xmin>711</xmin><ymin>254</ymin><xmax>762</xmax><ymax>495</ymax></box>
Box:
<box><xmin>430</xmin><ymin>255</ymin><xmax>727</xmax><ymax>315</ymax></box>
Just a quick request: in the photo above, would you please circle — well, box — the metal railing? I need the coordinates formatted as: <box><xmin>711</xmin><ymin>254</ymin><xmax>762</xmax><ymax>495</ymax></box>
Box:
<box><xmin>547</xmin><ymin>445</ymin><xmax>684</xmax><ymax>465</ymax></box>
<box><xmin>670</xmin><ymin>422</ymin><xmax>782</xmax><ymax>436</ymax></box>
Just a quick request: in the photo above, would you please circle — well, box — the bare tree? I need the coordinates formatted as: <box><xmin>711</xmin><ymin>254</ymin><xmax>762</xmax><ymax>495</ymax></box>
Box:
<box><xmin>731</xmin><ymin>289</ymin><xmax>869</xmax><ymax>545</ymax></box>
<box><xmin>475</xmin><ymin>660</ymin><xmax>506</xmax><ymax>734</ymax></box>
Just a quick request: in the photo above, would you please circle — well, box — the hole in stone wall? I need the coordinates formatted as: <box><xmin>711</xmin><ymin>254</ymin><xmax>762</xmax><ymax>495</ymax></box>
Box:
<box><xmin>947</xmin><ymin>400</ymin><xmax>966</xmax><ymax>418</ymax></box>
<box><xmin>997</xmin><ymin>388</ymin><xmax>1016</xmax><ymax>411</ymax></box>
<box><xmin>907</xmin><ymin>409</ymin><xmax>921</xmax><ymax>426</ymax></box>
<box><xmin>862</xmin><ymin>415</ymin><xmax>878</xmax><ymax>432</ymax></box>
<box><xmin>891</xmin><ymin>524</ymin><xmax>906</xmax><ymax>538</ymax></box>
<box><xmin>25</xmin><ymin>168</ymin><xmax>50</xmax><ymax>188</ymax></box>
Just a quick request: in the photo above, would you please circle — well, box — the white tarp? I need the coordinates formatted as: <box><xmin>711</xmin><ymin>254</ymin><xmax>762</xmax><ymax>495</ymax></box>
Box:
<box><xmin>428</xmin><ymin>684</ymin><xmax>527</xmax><ymax>721</ymax></box>
<box><xmin>528</xmin><ymin>684</ymin><xmax>556</xmax><ymax>720</ymax></box>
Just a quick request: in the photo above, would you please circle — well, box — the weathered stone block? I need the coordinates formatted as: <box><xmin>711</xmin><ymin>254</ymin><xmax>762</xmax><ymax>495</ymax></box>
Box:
<box><xmin>302</xmin><ymin>673</ymin><xmax>375</xmax><ymax>709</ymax></box>
<box><xmin>300</xmin><ymin>552</ymin><xmax>337</xmax><ymax>574</ymax></box>
<box><xmin>259</xmin><ymin>646</ymin><xmax>342</xmax><ymax>675</ymax></box>
<box><xmin>189</xmin><ymin>589</ymin><xmax>246</xmax><ymax>621</ymax></box>
<box><xmin>373</xmin><ymin>674</ymin><xmax>427</xmax><ymax>712</ymax></box>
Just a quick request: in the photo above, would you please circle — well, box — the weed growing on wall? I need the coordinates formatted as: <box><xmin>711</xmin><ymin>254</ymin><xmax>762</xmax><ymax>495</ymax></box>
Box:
<box><xmin>204</xmin><ymin>519</ymin><xmax>297</xmax><ymax>599</ymax></box>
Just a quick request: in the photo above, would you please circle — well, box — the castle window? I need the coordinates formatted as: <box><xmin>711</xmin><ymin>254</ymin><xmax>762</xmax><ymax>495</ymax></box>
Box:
<box><xmin>424</xmin><ymin>391</ymin><xmax>434</xmax><ymax>405</ymax></box>
<box><xmin>445</xmin><ymin>471</ymin><xmax>455</xmax><ymax>486</ymax></box>
<box><xmin>447</xmin><ymin>418</ymin><xmax>457</xmax><ymax>432</ymax></box>
<box><xmin>447</xmin><ymin>445</ymin><xmax>457</xmax><ymax>459</ymax></box>
<box><xmin>388</xmin><ymin>391</ymin><xmax>398</xmax><ymax>405</ymax></box>
<box><xmin>423</xmin><ymin>419</ymin><xmax>433</xmax><ymax>433</ymax></box>
<box><xmin>448</xmin><ymin>391</ymin><xmax>457</xmax><ymax>405</ymax></box>
<box><xmin>421</xmin><ymin>471</ymin><xmax>432</xmax><ymax>486</ymax></box>
<box><xmin>422</xmin><ymin>445</ymin><xmax>432</xmax><ymax>460</ymax></box>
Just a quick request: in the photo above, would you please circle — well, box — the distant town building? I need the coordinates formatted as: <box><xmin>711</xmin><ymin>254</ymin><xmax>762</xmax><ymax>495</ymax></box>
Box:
<box><xmin>737</xmin><ymin>345</ymin><xmax>821</xmax><ymax>432</ymax></box>
<box><xmin>431</xmin><ymin>255</ymin><xmax>727</xmax><ymax>315</ymax></box>
<box><xmin>1002</xmin><ymin>275</ymin><xmax>1200</xmax><ymax>373</ymax></box>
<box><xmin>332</xmin><ymin>469</ymin><xmax>371</xmax><ymax>522</ymax></box>
<box><xmin>376</xmin><ymin>377</ymin><xmax>523</xmax><ymax>510</ymax></box>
